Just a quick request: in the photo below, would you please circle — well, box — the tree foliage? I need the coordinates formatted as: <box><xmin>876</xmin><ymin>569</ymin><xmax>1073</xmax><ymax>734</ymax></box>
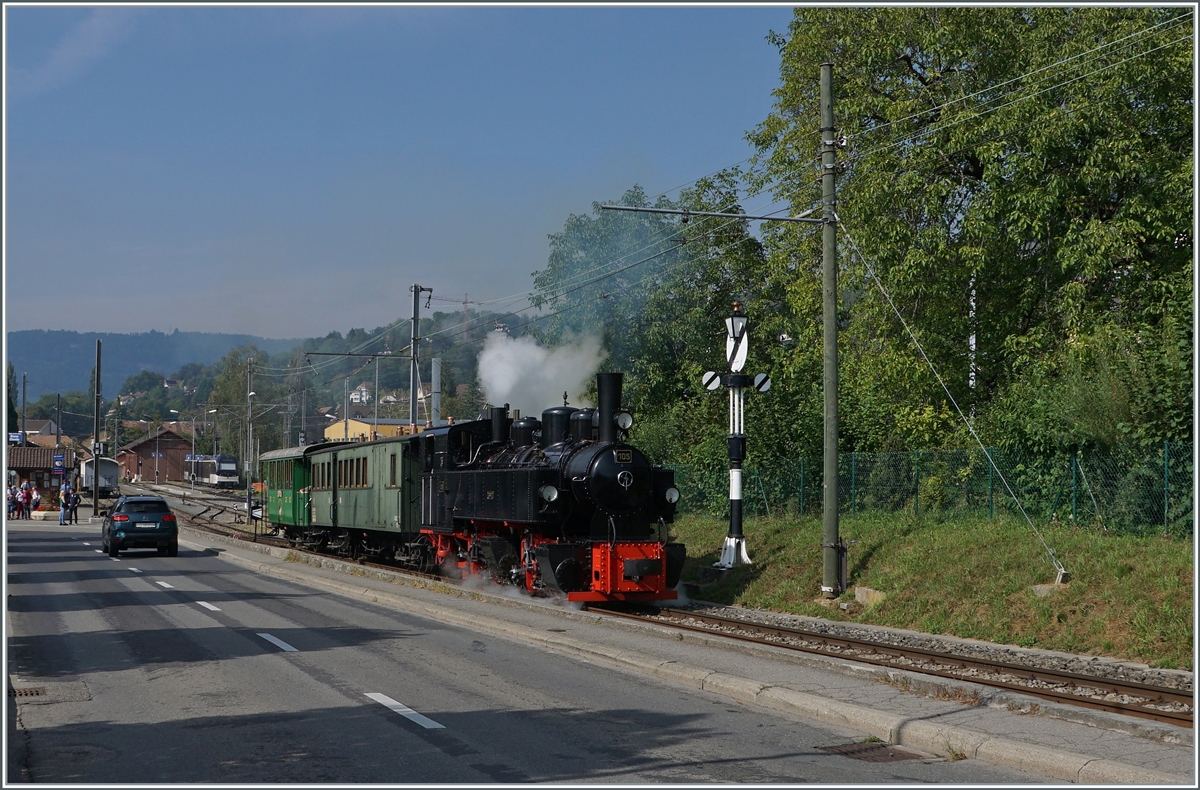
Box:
<box><xmin>746</xmin><ymin>6</ymin><xmax>1192</xmax><ymax>454</ymax></box>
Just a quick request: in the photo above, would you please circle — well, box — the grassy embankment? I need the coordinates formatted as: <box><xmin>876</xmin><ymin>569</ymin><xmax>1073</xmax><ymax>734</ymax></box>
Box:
<box><xmin>670</xmin><ymin>512</ymin><xmax>1193</xmax><ymax>670</ymax></box>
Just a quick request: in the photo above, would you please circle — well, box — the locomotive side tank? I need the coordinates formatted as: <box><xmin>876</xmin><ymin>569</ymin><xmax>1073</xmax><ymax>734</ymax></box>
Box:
<box><xmin>261</xmin><ymin>372</ymin><xmax>684</xmax><ymax>602</ymax></box>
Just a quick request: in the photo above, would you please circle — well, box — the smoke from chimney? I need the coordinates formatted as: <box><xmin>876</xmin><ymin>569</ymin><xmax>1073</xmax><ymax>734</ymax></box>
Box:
<box><xmin>478</xmin><ymin>332</ymin><xmax>605</xmax><ymax>415</ymax></box>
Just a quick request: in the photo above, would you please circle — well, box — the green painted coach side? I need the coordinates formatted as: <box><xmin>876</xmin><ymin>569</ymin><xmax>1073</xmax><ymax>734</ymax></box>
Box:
<box><xmin>261</xmin><ymin>446</ymin><xmax>308</xmax><ymax>528</ymax></box>
<box><xmin>305</xmin><ymin>437</ymin><xmax>419</xmax><ymax>535</ymax></box>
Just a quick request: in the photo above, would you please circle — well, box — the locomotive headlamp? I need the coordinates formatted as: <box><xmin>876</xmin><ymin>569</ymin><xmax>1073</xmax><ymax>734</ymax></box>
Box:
<box><xmin>664</xmin><ymin>487</ymin><xmax>680</xmax><ymax>504</ymax></box>
<box><xmin>615</xmin><ymin>411</ymin><xmax>633</xmax><ymax>431</ymax></box>
<box><xmin>539</xmin><ymin>485</ymin><xmax>559</xmax><ymax>503</ymax></box>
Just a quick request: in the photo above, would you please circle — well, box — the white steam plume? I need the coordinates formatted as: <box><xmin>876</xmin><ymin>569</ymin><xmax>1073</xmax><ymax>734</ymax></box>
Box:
<box><xmin>478</xmin><ymin>333</ymin><xmax>605</xmax><ymax>416</ymax></box>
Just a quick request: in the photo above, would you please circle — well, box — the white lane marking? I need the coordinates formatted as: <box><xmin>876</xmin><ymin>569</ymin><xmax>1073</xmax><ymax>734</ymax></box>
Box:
<box><xmin>156</xmin><ymin>581</ymin><xmax>174</xmax><ymax>589</ymax></box>
<box><xmin>81</xmin><ymin>542</ymin><xmax>90</xmax><ymax>545</ymax></box>
<box><xmin>257</xmin><ymin>633</ymin><xmax>298</xmax><ymax>652</ymax></box>
<box><xmin>110</xmin><ymin>558</ymin><xmax>121</xmax><ymax>562</ymax></box>
<box><xmin>365</xmin><ymin>693</ymin><xmax>445</xmax><ymax>729</ymax></box>
<box><xmin>129</xmin><ymin>568</ymin><xmax>142</xmax><ymax>574</ymax></box>
<box><xmin>197</xmin><ymin>601</ymin><xmax>221</xmax><ymax>611</ymax></box>
<box><xmin>94</xmin><ymin>549</ymin><xmax>103</xmax><ymax>553</ymax></box>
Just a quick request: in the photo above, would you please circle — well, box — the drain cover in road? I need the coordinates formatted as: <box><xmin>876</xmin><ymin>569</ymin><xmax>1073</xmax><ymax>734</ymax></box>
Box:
<box><xmin>818</xmin><ymin>742</ymin><xmax>923</xmax><ymax>762</ymax></box>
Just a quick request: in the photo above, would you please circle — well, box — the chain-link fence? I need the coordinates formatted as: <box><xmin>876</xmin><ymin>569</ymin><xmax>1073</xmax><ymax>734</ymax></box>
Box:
<box><xmin>667</xmin><ymin>442</ymin><xmax>1193</xmax><ymax>537</ymax></box>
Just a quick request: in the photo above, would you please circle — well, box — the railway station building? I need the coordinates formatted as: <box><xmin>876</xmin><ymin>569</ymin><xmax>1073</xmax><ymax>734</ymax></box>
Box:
<box><xmin>5</xmin><ymin>446</ymin><xmax>79</xmax><ymax>502</ymax></box>
<box><xmin>118</xmin><ymin>428</ymin><xmax>192</xmax><ymax>484</ymax></box>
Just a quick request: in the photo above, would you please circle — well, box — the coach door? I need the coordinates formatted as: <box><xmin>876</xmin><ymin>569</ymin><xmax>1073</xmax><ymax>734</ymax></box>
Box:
<box><xmin>329</xmin><ymin>451</ymin><xmax>339</xmax><ymax>528</ymax></box>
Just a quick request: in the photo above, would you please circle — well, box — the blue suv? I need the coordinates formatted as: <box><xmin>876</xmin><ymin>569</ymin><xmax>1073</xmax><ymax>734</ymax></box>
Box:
<box><xmin>102</xmin><ymin>496</ymin><xmax>179</xmax><ymax>557</ymax></box>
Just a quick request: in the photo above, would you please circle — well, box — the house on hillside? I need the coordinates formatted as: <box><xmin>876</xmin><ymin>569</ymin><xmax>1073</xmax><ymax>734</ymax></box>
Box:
<box><xmin>350</xmin><ymin>383</ymin><xmax>372</xmax><ymax>404</ymax></box>
<box><xmin>21</xmin><ymin>419</ymin><xmax>59</xmax><ymax>436</ymax></box>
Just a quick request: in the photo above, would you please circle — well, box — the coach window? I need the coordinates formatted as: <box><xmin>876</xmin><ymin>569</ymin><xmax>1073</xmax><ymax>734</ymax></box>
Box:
<box><xmin>389</xmin><ymin>454</ymin><xmax>396</xmax><ymax>487</ymax></box>
<box><xmin>361</xmin><ymin>457</ymin><xmax>368</xmax><ymax>487</ymax></box>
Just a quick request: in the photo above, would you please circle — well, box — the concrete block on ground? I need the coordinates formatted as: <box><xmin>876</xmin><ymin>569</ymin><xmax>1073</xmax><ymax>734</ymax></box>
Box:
<box><xmin>854</xmin><ymin>586</ymin><xmax>887</xmax><ymax>607</ymax></box>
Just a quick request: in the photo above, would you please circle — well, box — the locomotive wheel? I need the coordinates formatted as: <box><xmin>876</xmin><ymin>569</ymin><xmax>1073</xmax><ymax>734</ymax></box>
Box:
<box><xmin>490</xmin><ymin>554</ymin><xmax>518</xmax><ymax>585</ymax></box>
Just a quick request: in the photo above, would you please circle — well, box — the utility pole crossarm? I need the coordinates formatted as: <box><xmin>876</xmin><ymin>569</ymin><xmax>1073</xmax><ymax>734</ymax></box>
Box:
<box><xmin>599</xmin><ymin>205</ymin><xmax>823</xmax><ymax>224</ymax></box>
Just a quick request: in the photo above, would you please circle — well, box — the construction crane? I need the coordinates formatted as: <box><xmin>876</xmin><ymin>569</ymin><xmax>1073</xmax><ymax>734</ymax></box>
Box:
<box><xmin>428</xmin><ymin>293</ymin><xmax>477</xmax><ymax>326</ymax></box>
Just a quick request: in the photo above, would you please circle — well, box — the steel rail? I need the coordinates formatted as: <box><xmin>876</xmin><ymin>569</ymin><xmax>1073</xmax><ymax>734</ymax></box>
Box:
<box><xmin>590</xmin><ymin>607</ymin><xmax>1192</xmax><ymax>729</ymax></box>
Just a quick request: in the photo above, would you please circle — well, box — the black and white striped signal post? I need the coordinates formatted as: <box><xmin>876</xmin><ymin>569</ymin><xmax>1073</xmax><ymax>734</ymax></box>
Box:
<box><xmin>704</xmin><ymin>301</ymin><xmax>771</xmax><ymax>569</ymax></box>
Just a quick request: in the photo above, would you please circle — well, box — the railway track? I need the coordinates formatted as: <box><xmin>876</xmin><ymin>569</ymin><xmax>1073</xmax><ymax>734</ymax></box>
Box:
<box><xmin>587</xmin><ymin>606</ymin><xmax>1193</xmax><ymax>729</ymax></box>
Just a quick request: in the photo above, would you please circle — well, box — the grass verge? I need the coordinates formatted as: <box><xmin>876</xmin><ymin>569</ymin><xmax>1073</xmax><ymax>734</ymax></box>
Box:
<box><xmin>670</xmin><ymin>510</ymin><xmax>1193</xmax><ymax>669</ymax></box>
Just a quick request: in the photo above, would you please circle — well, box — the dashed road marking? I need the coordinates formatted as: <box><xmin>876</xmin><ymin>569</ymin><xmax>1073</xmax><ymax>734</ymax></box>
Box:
<box><xmin>94</xmin><ymin>549</ymin><xmax>103</xmax><ymax>553</ymax></box>
<box><xmin>366</xmin><ymin>693</ymin><xmax>445</xmax><ymax>729</ymax></box>
<box><xmin>156</xmin><ymin>581</ymin><xmax>174</xmax><ymax>589</ymax></box>
<box><xmin>257</xmin><ymin>633</ymin><xmax>298</xmax><ymax>652</ymax></box>
<box><xmin>197</xmin><ymin>602</ymin><xmax>220</xmax><ymax>611</ymax></box>
<box><xmin>81</xmin><ymin>542</ymin><xmax>90</xmax><ymax>545</ymax></box>
<box><xmin>129</xmin><ymin>568</ymin><xmax>142</xmax><ymax>574</ymax></box>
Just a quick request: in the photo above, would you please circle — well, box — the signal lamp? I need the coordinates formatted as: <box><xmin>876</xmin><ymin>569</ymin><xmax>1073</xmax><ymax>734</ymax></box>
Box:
<box><xmin>539</xmin><ymin>485</ymin><xmax>559</xmax><ymax>503</ymax></box>
<box><xmin>664</xmin><ymin>487</ymin><xmax>680</xmax><ymax>504</ymax></box>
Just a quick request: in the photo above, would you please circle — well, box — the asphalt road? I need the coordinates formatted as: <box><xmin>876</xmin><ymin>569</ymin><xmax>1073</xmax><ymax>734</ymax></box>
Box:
<box><xmin>6</xmin><ymin>522</ymin><xmax>1038</xmax><ymax>783</ymax></box>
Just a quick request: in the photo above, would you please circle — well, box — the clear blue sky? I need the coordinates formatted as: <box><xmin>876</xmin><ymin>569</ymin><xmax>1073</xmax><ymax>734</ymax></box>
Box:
<box><xmin>5</xmin><ymin>4</ymin><xmax>797</xmax><ymax>339</ymax></box>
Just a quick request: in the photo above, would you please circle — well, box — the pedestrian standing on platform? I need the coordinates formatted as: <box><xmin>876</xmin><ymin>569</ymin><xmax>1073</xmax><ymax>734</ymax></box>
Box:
<box><xmin>6</xmin><ymin>485</ymin><xmax>15</xmax><ymax>519</ymax></box>
<box><xmin>31</xmin><ymin>486</ymin><xmax>41</xmax><ymax>513</ymax></box>
<box><xmin>59</xmin><ymin>487</ymin><xmax>70</xmax><ymax>525</ymax></box>
<box><xmin>69</xmin><ymin>489</ymin><xmax>82</xmax><ymax>524</ymax></box>
<box><xmin>20</xmin><ymin>484</ymin><xmax>31</xmax><ymax>519</ymax></box>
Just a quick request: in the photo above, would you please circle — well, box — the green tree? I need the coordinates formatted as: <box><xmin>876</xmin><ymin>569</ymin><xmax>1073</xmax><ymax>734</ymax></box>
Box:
<box><xmin>530</xmin><ymin>185</ymin><xmax>693</xmax><ymax>373</ymax></box>
<box><xmin>748</xmin><ymin>6</ymin><xmax>1193</xmax><ymax>452</ymax></box>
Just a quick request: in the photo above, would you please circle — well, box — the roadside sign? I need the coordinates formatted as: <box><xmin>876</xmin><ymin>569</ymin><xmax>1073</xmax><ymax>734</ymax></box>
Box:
<box><xmin>9</xmin><ymin>433</ymin><xmax>23</xmax><ymax>443</ymax></box>
<box><xmin>753</xmin><ymin>373</ymin><xmax>772</xmax><ymax>393</ymax></box>
<box><xmin>702</xmin><ymin>371</ymin><xmax>721</xmax><ymax>391</ymax></box>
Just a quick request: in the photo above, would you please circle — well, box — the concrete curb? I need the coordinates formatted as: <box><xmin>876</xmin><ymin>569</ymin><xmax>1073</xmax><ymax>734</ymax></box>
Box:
<box><xmin>179</xmin><ymin>534</ymin><xmax>1191</xmax><ymax>784</ymax></box>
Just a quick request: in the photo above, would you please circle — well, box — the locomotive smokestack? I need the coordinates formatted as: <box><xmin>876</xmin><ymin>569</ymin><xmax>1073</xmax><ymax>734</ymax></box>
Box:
<box><xmin>491</xmin><ymin>404</ymin><xmax>509</xmax><ymax>444</ymax></box>
<box><xmin>596</xmin><ymin>373</ymin><xmax>622</xmax><ymax>444</ymax></box>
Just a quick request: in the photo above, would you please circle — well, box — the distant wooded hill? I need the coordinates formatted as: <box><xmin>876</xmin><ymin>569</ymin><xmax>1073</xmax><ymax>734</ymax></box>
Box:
<box><xmin>7</xmin><ymin>330</ymin><xmax>302</xmax><ymax>400</ymax></box>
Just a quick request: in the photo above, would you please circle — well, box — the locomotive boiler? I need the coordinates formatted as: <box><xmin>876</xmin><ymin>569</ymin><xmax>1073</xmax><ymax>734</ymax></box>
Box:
<box><xmin>261</xmin><ymin>372</ymin><xmax>685</xmax><ymax>602</ymax></box>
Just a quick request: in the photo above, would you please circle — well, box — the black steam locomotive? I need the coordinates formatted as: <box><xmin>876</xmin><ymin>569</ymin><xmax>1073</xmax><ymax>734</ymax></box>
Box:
<box><xmin>261</xmin><ymin>372</ymin><xmax>685</xmax><ymax>602</ymax></box>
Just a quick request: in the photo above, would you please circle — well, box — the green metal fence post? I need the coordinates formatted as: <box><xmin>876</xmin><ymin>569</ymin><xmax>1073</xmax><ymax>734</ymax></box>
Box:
<box><xmin>1071</xmin><ymin>453</ymin><xmax>1078</xmax><ymax>522</ymax></box>
<box><xmin>799</xmin><ymin>458</ymin><xmax>806</xmax><ymax>515</ymax></box>
<box><xmin>913</xmin><ymin>451</ymin><xmax>920</xmax><ymax>517</ymax></box>
<box><xmin>1164</xmin><ymin>440</ymin><xmax>1170</xmax><ymax>534</ymax></box>
<box><xmin>851</xmin><ymin>451</ymin><xmax>857</xmax><ymax>515</ymax></box>
<box><xmin>987</xmin><ymin>450</ymin><xmax>994</xmax><ymax>519</ymax></box>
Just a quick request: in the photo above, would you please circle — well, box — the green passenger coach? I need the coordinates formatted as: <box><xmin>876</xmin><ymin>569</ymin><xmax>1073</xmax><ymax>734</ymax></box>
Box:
<box><xmin>260</xmin><ymin>438</ymin><xmax>423</xmax><ymax>559</ymax></box>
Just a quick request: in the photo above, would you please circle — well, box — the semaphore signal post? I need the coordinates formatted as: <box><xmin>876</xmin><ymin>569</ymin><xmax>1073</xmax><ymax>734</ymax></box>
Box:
<box><xmin>704</xmin><ymin>301</ymin><xmax>771</xmax><ymax>568</ymax></box>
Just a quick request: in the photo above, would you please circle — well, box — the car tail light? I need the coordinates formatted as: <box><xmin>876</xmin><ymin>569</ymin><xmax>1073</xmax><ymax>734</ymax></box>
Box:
<box><xmin>112</xmin><ymin>514</ymin><xmax>130</xmax><ymax>522</ymax></box>
<box><xmin>161</xmin><ymin>514</ymin><xmax>176</xmax><ymax>522</ymax></box>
